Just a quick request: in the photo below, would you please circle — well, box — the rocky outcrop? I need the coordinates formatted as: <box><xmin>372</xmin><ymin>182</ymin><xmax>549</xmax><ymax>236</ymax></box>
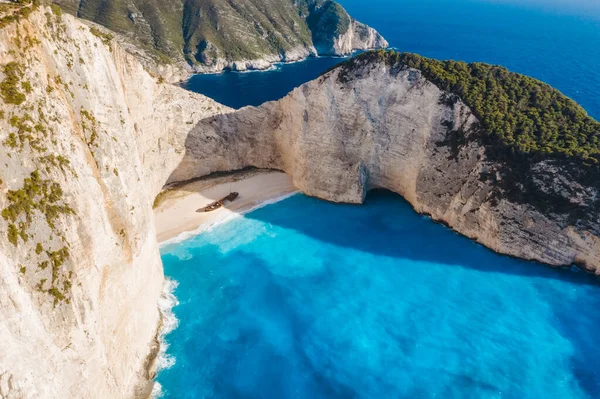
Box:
<box><xmin>345</xmin><ymin>20</ymin><xmax>389</xmax><ymax>54</ymax></box>
<box><xmin>171</xmin><ymin>59</ymin><xmax>600</xmax><ymax>273</ymax></box>
<box><xmin>0</xmin><ymin>7</ymin><xmax>228</xmax><ymax>398</ymax></box>
<box><xmin>306</xmin><ymin>0</ymin><xmax>388</xmax><ymax>56</ymax></box>
<box><xmin>313</xmin><ymin>18</ymin><xmax>388</xmax><ymax>56</ymax></box>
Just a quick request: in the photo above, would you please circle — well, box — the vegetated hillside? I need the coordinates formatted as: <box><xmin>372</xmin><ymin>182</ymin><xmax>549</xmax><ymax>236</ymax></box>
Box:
<box><xmin>52</xmin><ymin>0</ymin><xmax>185</xmax><ymax>63</ymax></box>
<box><xmin>181</xmin><ymin>0</ymin><xmax>313</xmax><ymax>63</ymax></box>
<box><xmin>52</xmin><ymin>0</ymin><xmax>378</xmax><ymax>69</ymax></box>
<box><xmin>338</xmin><ymin>50</ymin><xmax>600</xmax><ymax>164</ymax></box>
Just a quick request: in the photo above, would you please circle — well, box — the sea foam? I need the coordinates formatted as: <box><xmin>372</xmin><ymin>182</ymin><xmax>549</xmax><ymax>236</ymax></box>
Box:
<box><xmin>156</xmin><ymin>279</ymin><xmax>180</xmax><ymax>370</ymax></box>
<box><xmin>151</xmin><ymin>279</ymin><xmax>180</xmax><ymax>398</ymax></box>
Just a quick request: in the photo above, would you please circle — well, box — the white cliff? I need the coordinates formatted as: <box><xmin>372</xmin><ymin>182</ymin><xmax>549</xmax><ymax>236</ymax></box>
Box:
<box><xmin>329</xmin><ymin>19</ymin><xmax>389</xmax><ymax>55</ymax></box>
<box><xmin>0</xmin><ymin>7</ymin><xmax>228</xmax><ymax>398</ymax></box>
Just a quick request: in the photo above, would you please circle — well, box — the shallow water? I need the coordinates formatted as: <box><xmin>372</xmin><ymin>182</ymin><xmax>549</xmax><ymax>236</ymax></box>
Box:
<box><xmin>158</xmin><ymin>192</ymin><xmax>600</xmax><ymax>398</ymax></box>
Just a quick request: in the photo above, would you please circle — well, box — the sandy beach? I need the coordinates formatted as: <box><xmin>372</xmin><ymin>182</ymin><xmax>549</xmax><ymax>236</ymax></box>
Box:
<box><xmin>154</xmin><ymin>170</ymin><xmax>298</xmax><ymax>244</ymax></box>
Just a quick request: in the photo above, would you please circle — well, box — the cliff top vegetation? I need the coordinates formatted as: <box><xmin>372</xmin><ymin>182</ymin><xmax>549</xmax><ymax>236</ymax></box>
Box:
<box><xmin>335</xmin><ymin>50</ymin><xmax>600</xmax><ymax>165</ymax></box>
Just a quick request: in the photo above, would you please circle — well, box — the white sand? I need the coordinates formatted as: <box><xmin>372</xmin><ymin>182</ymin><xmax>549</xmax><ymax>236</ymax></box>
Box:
<box><xmin>154</xmin><ymin>170</ymin><xmax>297</xmax><ymax>244</ymax></box>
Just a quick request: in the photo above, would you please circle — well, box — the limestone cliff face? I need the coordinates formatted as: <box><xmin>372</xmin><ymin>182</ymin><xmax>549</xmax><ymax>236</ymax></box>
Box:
<box><xmin>1</xmin><ymin>6</ymin><xmax>598</xmax><ymax>398</ymax></box>
<box><xmin>172</xmin><ymin>60</ymin><xmax>600</xmax><ymax>273</ymax></box>
<box><xmin>0</xmin><ymin>8</ymin><xmax>227</xmax><ymax>398</ymax></box>
<box><xmin>345</xmin><ymin>20</ymin><xmax>389</xmax><ymax>54</ymax></box>
<box><xmin>305</xmin><ymin>0</ymin><xmax>388</xmax><ymax>57</ymax></box>
<box><xmin>319</xmin><ymin>19</ymin><xmax>389</xmax><ymax>55</ymax></box>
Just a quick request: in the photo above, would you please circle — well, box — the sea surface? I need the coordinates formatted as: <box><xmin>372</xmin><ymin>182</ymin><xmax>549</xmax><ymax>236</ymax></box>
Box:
<box><xmin>182</xmin><ymin>0</ymin><xmax>600</xmax><ymax>119</ymax></box>
<box><xmin>158</xmin><ymin>192</ymin><xmax>600</xmax><ymax>398</ymax></box>
<box><xmin>160</xmin><ymin>1</ymin><xmax>600</xmax><ymax>398</ymax></box>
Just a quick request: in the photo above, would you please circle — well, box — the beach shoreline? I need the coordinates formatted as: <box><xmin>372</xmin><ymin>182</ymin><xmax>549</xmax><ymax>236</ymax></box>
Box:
<box><xmin>153</xmin><ymin>169</ymin><xmax>298</xmax><ymax>245</ymax></box>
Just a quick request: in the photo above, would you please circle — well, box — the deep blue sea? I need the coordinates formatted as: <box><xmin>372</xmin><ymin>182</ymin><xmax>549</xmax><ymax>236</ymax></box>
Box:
<box><xmin>159</xmin><ymin>1</ymin><xmax>600</xmax><ymax>398</ymax></box>
<box><xmin>181</xmin><ymin>0</ymin><xmax>600</xmax><ymax>119</ymax></box>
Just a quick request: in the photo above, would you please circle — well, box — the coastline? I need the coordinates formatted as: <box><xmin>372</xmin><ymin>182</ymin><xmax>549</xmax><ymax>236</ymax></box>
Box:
<box><xmin>185</xmin><ymin>53</ymin><xmax>357</xmax><ymax>77</ymax></box>
<box><xmin>149</xmin><ymin>278</ymin><xmax>180</xmax><ymax>399</ymax></box>
<box><xmin>154</xmin><ymin>169</ymin><xmax>298</xmax><ymax>245</ymax></box>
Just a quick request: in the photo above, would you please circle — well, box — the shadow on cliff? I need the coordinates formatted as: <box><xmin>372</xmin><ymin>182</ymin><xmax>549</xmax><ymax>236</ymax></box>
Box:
<box><xmin>241</xmin><ymin>189</ymin><xmax>600</xmax><ymax>289</ymax></box>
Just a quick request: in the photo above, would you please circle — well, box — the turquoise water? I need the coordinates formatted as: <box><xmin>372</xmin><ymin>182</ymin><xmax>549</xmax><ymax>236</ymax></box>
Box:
<box><xmin>158</xmin><ymin>192</ymin><xmax>600</xmax><ymax>398</ymax></box>
<box><xmin>182</xmin><ymin>0</ymin><xmax>600</xmax><ymax>119</ymax></box>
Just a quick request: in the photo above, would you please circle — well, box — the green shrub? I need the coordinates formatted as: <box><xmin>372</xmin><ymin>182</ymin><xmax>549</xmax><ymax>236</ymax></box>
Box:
<box><xmin>0</xmin><ymin>62</ymin><xmax>26</xmax><ymax>105</ymax></box>
<box><xmin>90</xmin><ymin>27</ymin><xmax>113</xmax><ymax>47</ymax></box>
<box><xmin>21</xmin><ymin>80</ymin><xmax>32</xmax><ymax>93</ymax></box>
<box><xmin>1</xmin><ymin>170</ymin><xmax>75</xmax><ymax>246</ymax></box>
<box><xmin>7</xmin><ymin>223</ymin><xmax>18</xmax><ymax>246</ymax></box>
<box><xmin>36</xmin><ymin>278</ymin><xmax>47</xmax><ymax>291</ymax></box>
<box><xmin>50</xmin><ymin>4</ymin><xmax>61</xmax><ymax>17</ymax></box>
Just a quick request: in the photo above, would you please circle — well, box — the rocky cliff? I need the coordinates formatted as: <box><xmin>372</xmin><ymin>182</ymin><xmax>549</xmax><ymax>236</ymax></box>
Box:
<box><xmin>306</xmin><ymin>1</ymin><xmax>388</xmax><ymax>55</ymax></box>
<box><xmin>171</xmin><ymin>55</ymin><xmax>600</xmax><ymax>273</ymax></box>
<box><xmin>0</xmin><ymin>5</ymin><xmax>227</xmax><ymax>398</ymax></box>
<box><xmin>52</xmin><ymin>0</ymin><xmax>388</xmax><ymax>74</ymax></box>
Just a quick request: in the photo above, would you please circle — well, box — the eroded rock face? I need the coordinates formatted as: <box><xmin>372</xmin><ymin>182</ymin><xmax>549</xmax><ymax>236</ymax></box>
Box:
<box><xmin>172</xmin><ymin>61</ymin><xmax>600</xmax><ymax>272</ymax></box>
<box><xmin>0</xmin><ymin>8</ymin><xmax>228</xmax><ymax>398</ymax></box>
<box><xmin>328</xmin><ymin>20</ymin><xmax>389</xmax><ymax>55</ymax></box>
<box><xmin>306</xmin><ymin>0</ymin><xmax>388</xmax><ymax>56</ymax></box>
